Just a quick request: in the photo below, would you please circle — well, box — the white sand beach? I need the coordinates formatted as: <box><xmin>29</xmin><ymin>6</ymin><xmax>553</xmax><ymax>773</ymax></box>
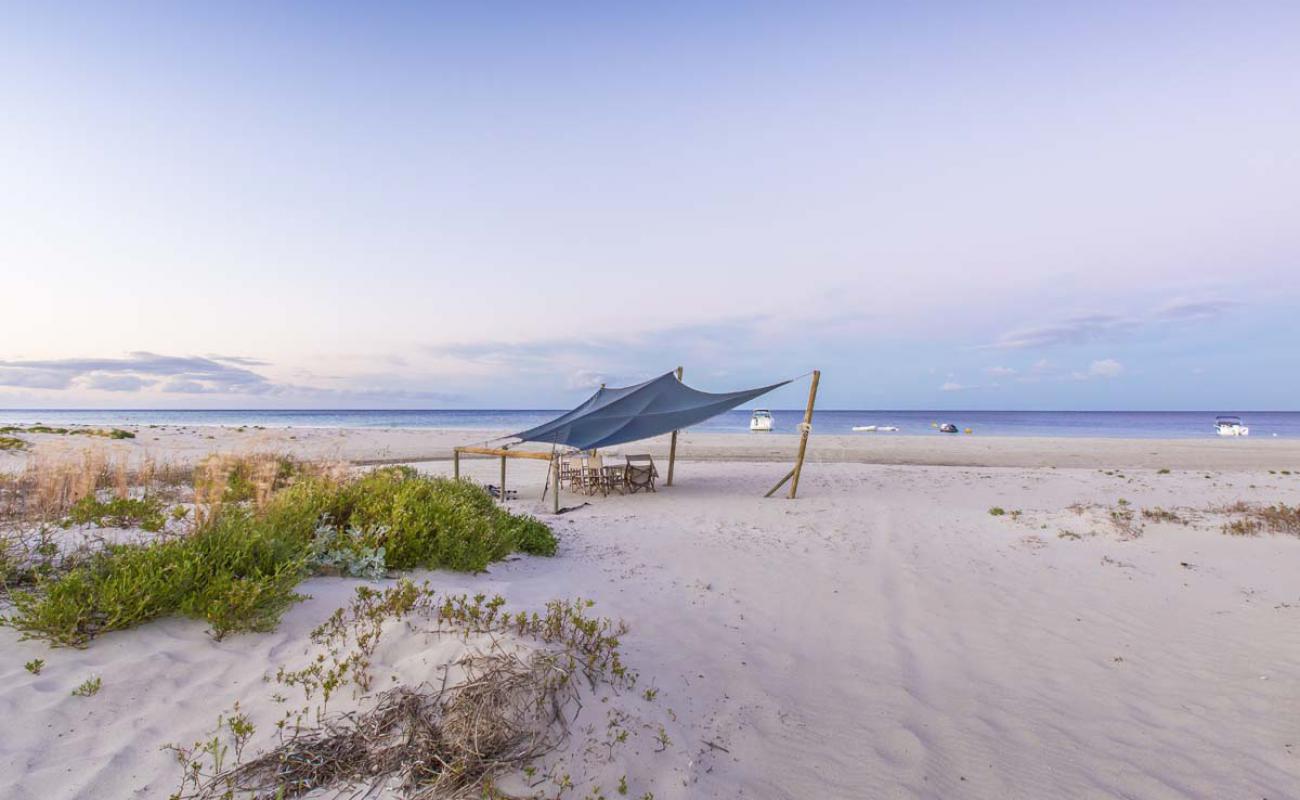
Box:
<box><xmin>3</xmin><ymin>428</ymin><xmax>1300</xmax><ymax>799</ymax></box>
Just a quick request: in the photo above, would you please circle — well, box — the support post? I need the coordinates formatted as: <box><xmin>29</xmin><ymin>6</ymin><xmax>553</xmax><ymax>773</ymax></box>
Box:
<box><xmin>551</xmin><ymin>455</ymin><xmax>560</xmax><ymax>514</ymax></box>
<box><xmin>499</xmin><ymin>455</ymin><xmax>507</xmax><ymax>503</ymax></box>
<box><xmin>666</xmin><ymin>365</ymin><xmax>683</xmax><ymax>486</ymax></box>
<box><xmin>787</xmin><ymin>370</ymin><xmax>820</xmax><ymax>499</ymax></box>
<box><xmin>453</xmin><ymin>449</ymin><xmax>460</xmax><ymax>479</ymax></box>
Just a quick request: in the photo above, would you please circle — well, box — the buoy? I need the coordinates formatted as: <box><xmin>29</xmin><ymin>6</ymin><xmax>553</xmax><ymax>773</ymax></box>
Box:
<box><xmin>964</xmin><ymin>428</ymin><xmax>972</xmax><ymax>434</ymax></box>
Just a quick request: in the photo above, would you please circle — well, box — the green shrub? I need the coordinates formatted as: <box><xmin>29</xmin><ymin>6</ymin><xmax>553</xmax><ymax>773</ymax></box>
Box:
<box><xmin>66</xmin><ymin>495</ymin><xmax>167</xmax><ymax>532</ymax></box>
<box><xmin>5</xmin><ymin>508</ymin><xmax>308</xmax><ymax>646</ymax></box>
<box><xmin>988</xmin><ymin>507</ymin><xmax>1006</xmax><ymax>516</ymax></box>
<box><xmin>0</xmin><ymin>435</ymin><xmax>27</xmax><ymax>451</ymax></box>
<box><xmin>4</xmin><ymin>469</ymin><xmax>555</xmax><ymax>646</ymax></box>
<box><xmin>278</xmin><ymin>468</ymin><xmax>557</xmax><ymax>572</ymax></box>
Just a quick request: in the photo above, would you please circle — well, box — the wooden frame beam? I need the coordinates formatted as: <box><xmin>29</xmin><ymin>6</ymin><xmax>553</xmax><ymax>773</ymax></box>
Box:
<box><xmin>453</xmin><ymin>446</ymin><xmax>553</xmax><ymax>461</ymax></box>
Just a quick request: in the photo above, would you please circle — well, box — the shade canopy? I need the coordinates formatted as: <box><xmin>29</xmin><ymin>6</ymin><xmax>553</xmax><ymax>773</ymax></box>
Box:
<box><xmin>511</xmin><ymin>371</ymin><xmax>790</xmax><ymax>451</ymax></box>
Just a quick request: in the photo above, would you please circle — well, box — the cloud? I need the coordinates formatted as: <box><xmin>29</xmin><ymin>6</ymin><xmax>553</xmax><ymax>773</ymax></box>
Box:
<box><xmin>0</xmin><ymin>352</ymin><xmax>274</xmax><ymax>394</ymax></box>
<box><xmin>985</xmin><ymin>297</ymin><xmax>1241</xmax><ymax>350</ymax></box>
<box><xmin>1087</xmin><ymin>358</ymin><xmax>1124</xmax><ymax>378</ymax></box>
<box><xmin>940</xmin><ymin>381</ymin><xmax>975</xmax><ymax>392</ymax></box>
<box><xmin>82</xmin><ymin>374</ymin><xmax>156</xmax><ymax>392</ymax></box>
<box><xmin>984</xmin><ymin>366</ymin><xmax>1017</xmax><ymax>377</ymax></box>
<box><xmin>1152</xmin><ymin>298</ymin><xmax>1243</xmax><ymax>322</ymax></box>
<box><xmin>986</xmin><ymin>313</ymin><xmax>1138</xmax><ymax>350</ymax></box>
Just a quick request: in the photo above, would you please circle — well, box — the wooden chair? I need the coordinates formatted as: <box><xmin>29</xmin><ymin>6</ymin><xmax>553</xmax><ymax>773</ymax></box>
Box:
<box><xmin>624</xmin><ymin>454</ymin><xmax>658</xmax><ymax>493</ymax></box>
<box><xmin>558</xmin><ymin>453</ymin><xmax>581</xmax><ymax>491</ymax></box>
<box><xmin>602</xmin><ymin>461</ymin><xmax>628</xmax><ymax>495</ymax></box>
<box><xmin>579</xmin><ymin>453</ymin><xmax>607</xmax><ymax>496</ymax></box>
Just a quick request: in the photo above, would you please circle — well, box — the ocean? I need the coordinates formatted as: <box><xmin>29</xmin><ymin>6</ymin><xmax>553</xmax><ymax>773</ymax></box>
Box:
<box><xmin>1</xmin><ymin>409</ymin><xmax>1298</xmax><ymax>439</ymax></box>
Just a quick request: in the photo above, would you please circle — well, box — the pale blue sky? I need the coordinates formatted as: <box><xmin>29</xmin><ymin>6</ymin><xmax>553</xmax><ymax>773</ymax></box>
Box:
<box><xmin>2</xmin><ymin>2</ymin><xmax>1297</xmax><ymax>409</ymax></box>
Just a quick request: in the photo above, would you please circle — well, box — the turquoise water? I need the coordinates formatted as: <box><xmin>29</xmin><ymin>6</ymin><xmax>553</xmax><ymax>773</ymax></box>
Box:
<box><xmin>1</xmin><ymin>409</ymin><xmax>1298</xmax><ymax>439</ymax></box>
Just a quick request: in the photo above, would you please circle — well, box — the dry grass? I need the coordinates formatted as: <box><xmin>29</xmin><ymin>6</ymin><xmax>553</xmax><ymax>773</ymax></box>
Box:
<box><xmin>204</xmin><ymin>650</ymin><xmax>574</xmax><ymax>800</ymax></box>
<box><xmin>193</xmin><ymin>452</ymin><xmax>347</xmax><ymax>525</ymax></box>
<box><xmin>1141</xmin><ymin>507</ymin><xmax>1187</xmax><ymax>525</ymax></box>
<box><xmin>0</xmin><ymin>450</ymin><xmax>191</xmax><ymax>526</ymax></box>
<box><xmin>170</xmin><ymin>583</ymin><xmax>628</xmax><ymax>800</ymax></box>
<box><xmin>1218</xmin><ymin>503</ymin><xmax>1300</xmax><ymax>537</ymax></box>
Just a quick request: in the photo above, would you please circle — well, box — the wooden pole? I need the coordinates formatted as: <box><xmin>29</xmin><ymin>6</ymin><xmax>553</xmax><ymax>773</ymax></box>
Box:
<box><xmin>499</xmin><ymin>455</ymin><xmax>507</xmax><ymax>503</ymax></box>
<box><xmin>764</xmin><ymin>466</ymin><xmax>796</xmax><ymax>497</ymax></box>
<box><xmin>787</xmin><ymin>370</ymin><xmax>820</xmax><ymax>500</ymax></box>
<box><xmin>453</xmin><ymin>449</ymin><xmax>460</xmax><ymax>479</ymax></box>
<box><xmin>666</xmin><ymin>365</ymin><xmax>683</xmax><ymax>486</ymax></box>
<box><xmin>551</xmin><ymin>455</ymin><xmax>560</xmax><ymax>514</ymax></box>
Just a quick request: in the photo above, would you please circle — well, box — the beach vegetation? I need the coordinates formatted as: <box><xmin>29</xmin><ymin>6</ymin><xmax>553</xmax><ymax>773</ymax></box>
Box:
<box><xmin>988</xmin><ymin>507</ymin><xmax>1006</xmax><ymax>516</ymax></box>
<box><xmin>71</xmin><ymin>676</ymin><xmax>102</xmax><ymax>696</ymax></box>
<box><xmin>1157</xmin><ymin>468</ymin><xmax>1171</xmax><ymax>474</ymax></box>
<box><xmin>0</xmin><ymin>425</ymin><xmax>134</xmax><ymax>440</ymax></box>
<box><xmin>24</xmin><ymin>658</ymin><xmax>44</xmax><ymax>674</ymax></box>
<box><xmin>1141</xmin><ymin>507</ymin><xmax>1186</xmax><ymax>525</ymax></box>
<box><xmin>3</xmin><ymin>461</ymin><xmax>557</xmax><ymax>647</ymax></box>
<box><xmin>66</xmin><ymin>495</ymin><xmax>167</xmax><ymax>532</ymax></box>
<box><xmin>168</xmin><ymin>581</ymin><xmax>633</xmax><ymax>800</ymax></box>
<box><xmin>0</xmin><ymin>435</ymin><xmax>27</xmax><ymax>451</ymax></box>
<box><xmin>1219</xmin><ymin>502</ymin><xmax>1300</xmax><ymax>537</ymax></box>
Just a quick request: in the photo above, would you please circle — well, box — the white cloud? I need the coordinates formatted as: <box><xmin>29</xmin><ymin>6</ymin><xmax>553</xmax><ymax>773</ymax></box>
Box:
<box><xmin>984</xmin><ymin>366</ymin><xmax>1017</xmax><ymax>377</ymax></box>
<box><xmin>1088</xmin><ymin>358</ymin><xmax>1124</xmax><ymax>378</ymax></box>
<box><xmin>940</xmin><ymin>381</ymin><xmax>974</xmax><ymax>392</ymax></box>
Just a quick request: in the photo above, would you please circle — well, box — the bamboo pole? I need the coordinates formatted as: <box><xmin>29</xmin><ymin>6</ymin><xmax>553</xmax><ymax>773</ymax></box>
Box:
<box><xmin>787</xmin><ymin>370</ymin><xmax>820</xmax><ymax>499</ymax></box>
<box><xmin>764</xmin><ymin>466</ymin><xmax>796</xmax><ymax>497</ymax></box>
<box><xmin>666</xmin><ymin>365</ymin><xmax>683</xmax><ymax>486</ymax></box>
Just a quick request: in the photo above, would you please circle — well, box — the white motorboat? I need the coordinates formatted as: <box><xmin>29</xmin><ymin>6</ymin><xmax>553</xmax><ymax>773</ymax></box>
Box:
<box><xmin>1215</xmin><ymin>416</ymin><xmax>1249</xmax><ymax>437</ymax></box>
<box><xmin>750</xmin><ymin>409</ymin><xmax>774</xmax><ymax>432</ymax></box>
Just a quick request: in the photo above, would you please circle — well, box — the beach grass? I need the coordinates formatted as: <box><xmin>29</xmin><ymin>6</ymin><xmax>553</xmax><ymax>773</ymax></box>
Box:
<box><xmin>2</xmin><ymin>461</ymin><xmax>557</xmax><ymax>647</ymax></box>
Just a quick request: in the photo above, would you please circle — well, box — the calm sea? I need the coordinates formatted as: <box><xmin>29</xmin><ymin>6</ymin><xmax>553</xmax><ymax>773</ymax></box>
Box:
<box><xmin>1</xmin><ymin>409</ymin><xmax>1298</xmax><ymax>439</ymax></box>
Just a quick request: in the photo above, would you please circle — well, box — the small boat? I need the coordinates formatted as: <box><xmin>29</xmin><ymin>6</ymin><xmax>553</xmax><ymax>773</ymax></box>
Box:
<box><xmin>938</xmin><ymin>423</ymin><xmax>959</xmax><ymax>434</ymax></box>
<box><xmin>1215</xmin><ymin>416</ymin><xmax>1249</xmax><ymax>437</ymax></box>
<box><xmin>750</xmin><ymin>409</ymin><xmax>774</xmax><ymax>432</ymax></box>
<box><xmin>853</xmin><ymin>425</ymin><xmax>899</xmax><ymax>432</ymax></box>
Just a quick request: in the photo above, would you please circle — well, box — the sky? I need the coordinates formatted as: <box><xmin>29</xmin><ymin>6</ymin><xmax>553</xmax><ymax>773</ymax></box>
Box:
<box><xmin>1</xmin><ymin>1</ymin><xmax>1297</xmax><ymax>410</ymax></box>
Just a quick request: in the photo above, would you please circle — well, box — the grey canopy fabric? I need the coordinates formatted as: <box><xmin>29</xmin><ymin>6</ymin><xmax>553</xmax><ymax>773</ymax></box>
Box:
<box><xmin>512</xmin><ymin>371</ymin><xmax>790</xmax><ymax>451</ymax></box>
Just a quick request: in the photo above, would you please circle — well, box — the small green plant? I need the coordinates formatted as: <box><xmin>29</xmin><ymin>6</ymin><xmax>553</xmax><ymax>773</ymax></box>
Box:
<box><xmin>618</xmin><ymin>775</ymin><xmax>629</xmax><ymax>795</ymax></box>
<box><xmin>988</xmin><ymin>507</ymin><xmax>1006</xmax><ymax>516</ymax></box>
<box><xmin>642</xmin><ymin>686</ymin><xmax>658</xmax><ymax>701</ymax></box>
<box><xmin>25</xmin><ymin>658</ymin><xmax>45</xmax><ymax>674</ymax></box>
<box><xmin>72</xmin><ymin>676</ymin><xmax>102</xmax><ymax>696</ymax></box>
<box><xmin>0</xmin><ymin>435</ymin><xmax>27</xmax><ymax>451</ymax></box>
<box><xmin>66</xmin><ymin>495</ymin><xmax>167</xmax><ymax>532</ymax></box>
<box><xmin>1157</xmin><ymin>468</ymin><xmax>1171</xmax><ymax>475</ymax></box>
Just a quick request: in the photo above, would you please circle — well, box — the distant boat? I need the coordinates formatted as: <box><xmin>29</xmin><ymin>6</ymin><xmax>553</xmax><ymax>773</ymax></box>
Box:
<box><xmin>938</xmin><ymin>423</ymin><xmax>959</xmax><ymax>434</ymax></box>
<box><xmin>853</xmin><ymin>425</ymin><xmax>899</xmax><ymax>432</ymax></box>
<box><xmin>750</xmin><ymin>409</ymin><xmax>774</xmax><ymax>432</ymax></box>
<box><xmin>1215</xmin><ymin>416</ymin><xmax>1249</xmax><ymax>437</ymax></box>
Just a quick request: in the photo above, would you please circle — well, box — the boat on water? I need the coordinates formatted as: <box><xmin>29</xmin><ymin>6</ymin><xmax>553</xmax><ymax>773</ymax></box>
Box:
<box><xmin>853</xmin><ymin>425</ymin><xmax>899</xmax><ymax>432</ymax></box>
<box><xmin>750</xmin><ymin>409</ymin><xmax>774</xmax><ymax>432</ymax></box>
<box><xmin>938</xmin><ymin>423</ymin><xmax>959</xmax><ymax>434</ymax></box>
<box><xmin>1215</xmin><ymin>416</ymin><xmax>1249</xmax><ymax>437</ymax></box>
